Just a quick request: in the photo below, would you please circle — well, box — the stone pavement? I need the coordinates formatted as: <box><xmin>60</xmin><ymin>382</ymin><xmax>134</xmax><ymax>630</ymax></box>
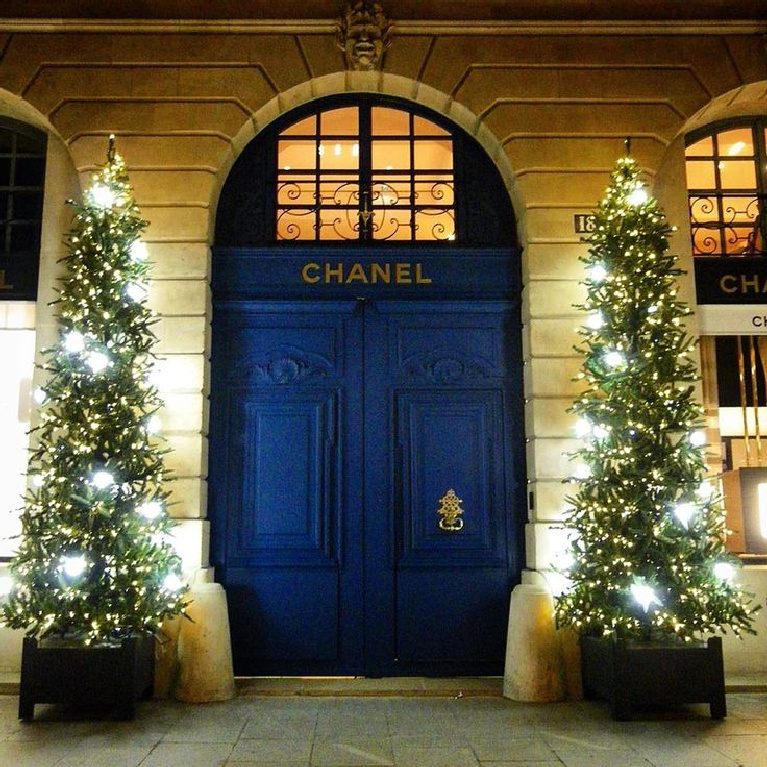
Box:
<box><xmin>2</xmin><ymin>687</ymin><xmax>767</xmax><ymax>767</ymax></box>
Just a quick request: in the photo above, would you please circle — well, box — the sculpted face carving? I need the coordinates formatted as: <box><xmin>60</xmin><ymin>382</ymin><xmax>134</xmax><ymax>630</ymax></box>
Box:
<box><xmin>336</xmin><ymin>1</ymin><xmax>392</xmax><ymax>71</ymax></box>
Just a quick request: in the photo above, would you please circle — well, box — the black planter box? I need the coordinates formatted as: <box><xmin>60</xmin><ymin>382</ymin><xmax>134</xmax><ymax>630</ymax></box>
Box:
<box><xmin>581</xmin><ymin>635</ymin><xmax>726</xmax><ymax>720</ymax></box>
<box><xmin>18</xmin><ymin>635</ymin><xmax>155</xmax><ymax>721</ymax></box>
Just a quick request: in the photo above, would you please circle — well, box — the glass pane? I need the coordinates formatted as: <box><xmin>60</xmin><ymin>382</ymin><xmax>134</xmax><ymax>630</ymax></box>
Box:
<box><xmin>0</xmin><ymin>191</ymin><xmax>8</xmax><ymax>221</ymax></box>
<box><xmin>278</xmin><ymin>140</ymin><xmax>316</xmax><ymax>170</ymax></box>
<box><xmin>0</xmin><ymin>130</ymin><xmax>13</xmax><ymax>153</ymax></box>
<box><xmin>15</xmin><ymin>157</ymin><xmax>45</xmax><ymax>186</ymax></box>
<box><xmin>718</xmin><ymin>160</ymin><xmax>756</xmax><ymax>190</ymax></box>
<box><xmin>685</xmin><ymin>136</ymin><xmax>713</xmax><ymax>156</ymax></box>
<box><xmin>415</xmin><ymin>177</ymin><xmax>455</xmax><ymax>206</ymax></box>
<box><xmin>691</xmin><ymin>225</ymin><xmax>722</xmax><ymax>256</ymax></box>
<box><xmin>685</xmin><ymin>160</ymin><xmax>715</xmax><ymax>189</ymax></box>
<box><xmin>373</xmin><ymin>208</ymin><xmax>411</xmax><ymax>240</ymax></box>
<box><xmin>8</xmin><ymin>223</ymin><xmax>36</xmax><ymax>252</ymax></box>
<box><xmin>416</xmin><ymin>210</ymin><xmax>455</xmax><ymax>241</ymax></box>
<box><xmin>717</xmin><ymin>128</ymin><xmax>754</xmax><ymax>158</ymax></box>
<box><xmin>277</xmin><ymin>176</ymin><xmax>316</xmax><ymax>206</ymax></box>
<box><xmin>318</xmin><ymin>140</ymin><xmax>359</xmax><ymax>170</ymax></box>
<box><xmin>721</xmin><ymin>195</ymin><xmax>759</xmax><ymax>228</ymax></box>
<box><xmin>14</xmin><ymin>133</ymin><xmax>44</xmax><ymax>154</ymax></box>
<box><xmin>689</xmin><ymin>194</ymin><xmax>719</xmax><ymax>223</ymax></box>
<box><xmin>414</xmin><ymin>115</ymin><xmax>449</xmax><ymax>137</ymax></box>
<box><xmin>371</xmin><ymin>140</ymin><xmax>410</xmax><ymax>170</ymax></box>
<box><xmin>414</xmin><ymin>140</ymin><xmax>453</xmax><ymax>170</ymax></box>
<box><xmin>320</xmin><ymin>107</ymin><xmax>358</xmax><ymax>136</ymax></box>
<box><xmin>277</xmin><ymin>209</ymin><xmax>316</xmax><ymax>240</ymax></box>
<box><xmin>371</xmin><ymin>179</ymin><xmax>411</xmax><ymax>207</ymax></box>
<box><xmin>319</xmin><ymin>207</ymin><xmax>358</xmax><ymax>240</ymax></box>
<box><xmin>318</xmin><ymin>179</ymin><xmax>359</xmax><ymax>208</ymax></box>
<box><xmin>724</xmin><ymin>225</ymin><xmax>759</xmax><ymax>256</ymax></box>
<box><xmin>0</xmin><ymin>158</ymin><xmax>10</xmax><ymax>186</ymax></box>
<box><xmin>371</xmin><ymin>107</ymin><xmax>409</xmax><ymax>136</ymax></box>
<box><xmin>281</xmin><ymin>115</ymin><xmax>316</xmax><ymax>136</ymax></box>
<box><xmin>11</xmin><ymin>191</ymin><xmax>42</xmax><ymax>220</ymax></box>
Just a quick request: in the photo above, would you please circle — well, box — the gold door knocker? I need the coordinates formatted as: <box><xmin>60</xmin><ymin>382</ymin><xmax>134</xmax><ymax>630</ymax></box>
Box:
<box><xmin>437</xmin><ymin>489</ymin><xmax>464</xmax><ymax>532</ymax></box>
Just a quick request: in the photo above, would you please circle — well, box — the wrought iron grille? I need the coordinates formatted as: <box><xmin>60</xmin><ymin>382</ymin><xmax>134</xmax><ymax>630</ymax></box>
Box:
<box><xmin>686</xmin><ymin>121</ymin><xmax>766</xmax><ymax>257</ymax></box>
<box><xmin>276</xmin><ymin>105</ymin><xmax>455</xmax><ymax>242</ymax></box>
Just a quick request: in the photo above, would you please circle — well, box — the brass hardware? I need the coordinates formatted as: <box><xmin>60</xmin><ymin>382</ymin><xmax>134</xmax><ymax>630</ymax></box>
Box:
<box><xmin>437</xmin><ymin>489</ymin><xmax>464</xmax><ymax>532</ymax></box>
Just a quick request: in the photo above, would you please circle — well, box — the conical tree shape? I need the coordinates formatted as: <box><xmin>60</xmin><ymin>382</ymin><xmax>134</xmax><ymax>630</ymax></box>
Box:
<box><xmin>555</xmin><ymin>149</ymin><xmax>756</xmax><ymax>641</ymax></box>
<box><xmin>2</xmin><ymin>138</ymin><xmax>187</xmax><ymax>643</ymax></box>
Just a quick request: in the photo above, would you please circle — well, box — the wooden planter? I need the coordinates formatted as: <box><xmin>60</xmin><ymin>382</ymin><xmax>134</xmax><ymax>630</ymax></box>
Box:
<box><xmin>18</xmin><ymin>635</ymin><xmax>155</xmax><ymax>721</ymax></box>
<box><xmin>581</xmin><ymin>635</ymin><xmax>726</xmax><ymax>720</ymax></box>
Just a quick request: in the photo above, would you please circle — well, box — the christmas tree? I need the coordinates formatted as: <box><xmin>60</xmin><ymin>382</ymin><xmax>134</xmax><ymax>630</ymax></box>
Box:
<box><xmin>555</xmin><ymin>145</ymin><xmax>756</xmax><ymax>642</ymax></box>
<box><xmin>1</xmin><ymin>137</ymin><xmax>187</xmax><ymax>644</ymax></box>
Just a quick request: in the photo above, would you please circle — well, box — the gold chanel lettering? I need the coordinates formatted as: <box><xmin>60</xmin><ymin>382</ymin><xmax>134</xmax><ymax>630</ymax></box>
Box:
<box><xmin>300</xmin><ymin>262</ymin><xmax>433</xmax><ymax>286</ymax></box>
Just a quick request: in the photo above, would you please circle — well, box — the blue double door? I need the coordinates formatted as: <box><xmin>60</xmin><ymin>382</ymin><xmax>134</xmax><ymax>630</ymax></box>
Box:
<box><xmin>210</xmin><ymin>298</ymin><xmax>523</xmax><ymax>676</ymax></box>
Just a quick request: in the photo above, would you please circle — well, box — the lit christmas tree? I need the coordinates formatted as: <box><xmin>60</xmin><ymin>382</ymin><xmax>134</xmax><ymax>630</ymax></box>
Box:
<box><xmin>2</xmin><ymin>137</ymin><xmax>187</xmax><ymax>643</ymax></box>
<box><xmin>555</xmin><ymin>145</ymin><xmax>756</xmax><ymax>642</ymax></box>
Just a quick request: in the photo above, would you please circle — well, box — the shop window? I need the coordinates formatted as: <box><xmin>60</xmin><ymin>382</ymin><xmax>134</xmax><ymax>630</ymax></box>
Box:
<box><xmin>685</xmin><ymin>120</ymin><xmax>766</xmax><ymax>257</ymax></box>
<box><xmin>687</xmin><ymin>118</ymin><xmax>767</xmax><ymax>558</ymax></box>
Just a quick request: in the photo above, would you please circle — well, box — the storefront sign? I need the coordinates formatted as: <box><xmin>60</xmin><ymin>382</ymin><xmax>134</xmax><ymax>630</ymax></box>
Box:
<box><xmin>696</xmin><ymin>305</ymin><xmax>767</xmax><ymax>335</ymax></box>
<box><xmin>694</xmin><ymin>258</ymin><xmax>767</xmax><ymax>305</ymax></box>
<box><xmin>301</xmin><ymin>261</ymin><xmax>432</xmax><ymax>285</ymax></box>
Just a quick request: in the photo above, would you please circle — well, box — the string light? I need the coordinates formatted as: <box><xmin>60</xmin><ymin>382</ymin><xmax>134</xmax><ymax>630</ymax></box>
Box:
<box><xmin>86</xmin><ymin>350</ymin><xmax>110</xmax><ymax>373</ymax></box>
<box><xmin>88</xmin><ymin>183</ymin><xmax>116</xmax><ymax>209</ymax></box>
<box><xmin>631</xmin><ymin>582</ymin><xmax>661</xmax><ymax>613</ymax></box>
<box><xmin>60</xmin><ymin>554</ymin><xmax>88</xmax><ymax>579</ymax></box>
<box><xmin>130</xmin><ymin>240</ymin><xmax>148</xmax><ymax>261</ymax></box>
<box><xmin>91</xmin><ymin>470</ymin><xmax>115</xmax><ymax>489</ymax></box>
<box><xmin>137</xmin><ymin>501</ymin><xmax>163</xmax><ymax>520</ymax></box>
<box><xmin>713</xmin><ymin>562</ymin><xmax>736</xmax><ymax>581</ymax></box>
<box><xmin>672</xmin><ymin>502</ymin><xmax>696</xmax><ymax>529</ymax></box>
<box><xmin>64</xmin><ymin>330</ymin><xmax>85</xmax><ymax>353</ymax></box>
<box><xmin>689</xmin><ymin>430</ymin><xmax>706</xmax><ymax>447</ymax></box>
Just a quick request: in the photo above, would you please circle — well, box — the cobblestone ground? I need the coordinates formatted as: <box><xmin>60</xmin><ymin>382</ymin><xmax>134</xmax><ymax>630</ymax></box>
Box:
<box><xmin>1</xmin><ymin>692</ymin><xmax>767</xmax><ymax>767</ymax></box>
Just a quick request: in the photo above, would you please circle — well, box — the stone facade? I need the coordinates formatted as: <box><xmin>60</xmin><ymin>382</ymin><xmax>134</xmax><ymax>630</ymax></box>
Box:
<box><xmin>1</xmin><ymin>1</ymin><xmax>766</xmax><ymax>679</ymax></box>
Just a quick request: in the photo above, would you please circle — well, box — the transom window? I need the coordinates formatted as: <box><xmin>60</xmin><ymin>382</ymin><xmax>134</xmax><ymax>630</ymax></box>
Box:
<box><xmin>276</xmin><ymin>105</ymin><xmax>455</xmax><ymax>241</ymax></box>
<box><xmin>685</xmin><ymin>120</ymin><xmax>766</xmax><ymax>257</ymax></box>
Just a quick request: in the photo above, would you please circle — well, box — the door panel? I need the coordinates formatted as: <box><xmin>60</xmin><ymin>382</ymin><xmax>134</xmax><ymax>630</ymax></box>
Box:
<box><xmin>210</xmin><ymin>299</ymin><xmax>522</xmax><ymax>675</ymax></box>
<box><xmin>210</xmin><ymin>301</ymin><xmax>364</xmax><ymax>674</ymax></box>
<box><xmin>363</xmin><ymin>302</ymin><xmax>519</xmax><ymax>675</ymax></box>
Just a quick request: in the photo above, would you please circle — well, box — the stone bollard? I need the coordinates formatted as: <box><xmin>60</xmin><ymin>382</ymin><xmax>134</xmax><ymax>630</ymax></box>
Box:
<box><xmin>175</xmin><ymin>582</ymin><xmax>236</xmax><ymax>703</ymax></box>
<box><xmin>503</xmin><ymin>584</ymin><xmax>564</xmax><ymax>702</ymax></box>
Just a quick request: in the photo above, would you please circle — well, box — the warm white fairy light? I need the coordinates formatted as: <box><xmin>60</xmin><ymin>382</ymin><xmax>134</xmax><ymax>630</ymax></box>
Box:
<box><xmin>631</xmin><ymin>582</ymin><xmax>661</xmax><ymax>612</ymax></box>
<box><xmin>575</xmin><ymin>418</ymin><xmax>592</xmax><ymax>438</ymax></box>
<box><xmin>86</xmin><ymin>350</ymin><xmax>110</xmax><ymax>374</ymax></box>
<box><xmin>627</xmin><ymin>185</ymin><xmax>649</xmax><ymax>206</ymax></box>
<box><xmin>126</xmin><ymin>282</ymin><xmax>147</xmax><ymax>302</ymax></box>
<box><xmin>89</xmin><ymin>183</ymin><xmax>116</xmax><ymax>209</ymax></box>
<box><xmin>673</xmin><ymin>502</ymin><xmax>696</xmax><ymax>529</ymax></box>
<box><xmin>61</xmin><ymin>554</ymin><xmax>88</xmax><ymax>579</ymax></box>
<box><xmin>696</xmin><ymin>482</ymin><xmax>714</xmax><ymax>500</ymax></box>
<box><xmin>586</xmin><ymin>313</ymin><xmax>604</xmax><ymax>330</ymax></box>
<box><xmin>33</xmin><ymin>388</ymin><xmax>47</xmax><ymax>404</ymax></box>
<box><xmin>162</xmin><ymin>573</ymin><xmax>183</xmax><ymax>592</ymax></box>
<box><xmin>588</xmin><ymin>264</ymin><xmax>608</xmax><ymax>282</ymax></box>
<box><xmin>689</xmin><ymin>430</ymin><xmax>706</xmax><ymax>447</ymax></box>
<box><xmin>91</xmin><ymin>470</ymin><xmax>115</xmax><ymax>489</ymax></box>
<box><xmin>574</xmin><ymin>464</ymin><xmax>592</xmax><ymax>480</ymax></box>
<box><xmin>64</xmin><ymin>330</ymin><xmax>85</xmax><ymax>353</ymax></box>
<box><xmin>713</xmin><ymin>562</ymin><xmax>736</xmax><ymax>581</ymax></box>
<box><xmin>604</xmin><ymin>350</ymin><xmax>625</xmax><ymax>368</ymax></box>
<box><xmin>130</xmin><ymin>240</ymin><xmax>148</xmax><ymax>261</ymax></box>
<box><xmin>137</xmin><ymin>501</ymin><xmax>163</xmax><ymax>520</ymax></box>
<box><xmin>146</xmin><ymin>414</ymin><xmax>162</xmax><ymax>433</ymax></box>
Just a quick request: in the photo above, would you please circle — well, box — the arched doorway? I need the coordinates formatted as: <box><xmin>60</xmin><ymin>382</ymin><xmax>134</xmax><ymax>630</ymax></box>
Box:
<box><xmin>209</xmin><ymin>94</ymin><xmax>526</xmax><ymax>676</ymax></box>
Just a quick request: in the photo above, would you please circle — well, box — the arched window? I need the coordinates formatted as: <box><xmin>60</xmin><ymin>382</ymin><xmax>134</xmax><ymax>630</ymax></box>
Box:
<box><xmin>0</xmin><ymin>118</ymin><xmax>46</xmax><ymax>300</ymax></box>
<box><xmin>685</xmin><ymin>119</ymin><xmax>766</xmax><ymax>257</ymax></box>
<box><xmin>216</xmin><ymin>95</ymin><xmax>515</xmax><ymax>248</ymax></box>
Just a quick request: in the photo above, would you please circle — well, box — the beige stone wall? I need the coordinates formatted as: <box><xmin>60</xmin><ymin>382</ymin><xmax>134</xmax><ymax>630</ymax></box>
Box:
<box><xmin>0</xmin><ymin>18</ymin><xmax>765</xmax><ymax>588</ymax></box>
